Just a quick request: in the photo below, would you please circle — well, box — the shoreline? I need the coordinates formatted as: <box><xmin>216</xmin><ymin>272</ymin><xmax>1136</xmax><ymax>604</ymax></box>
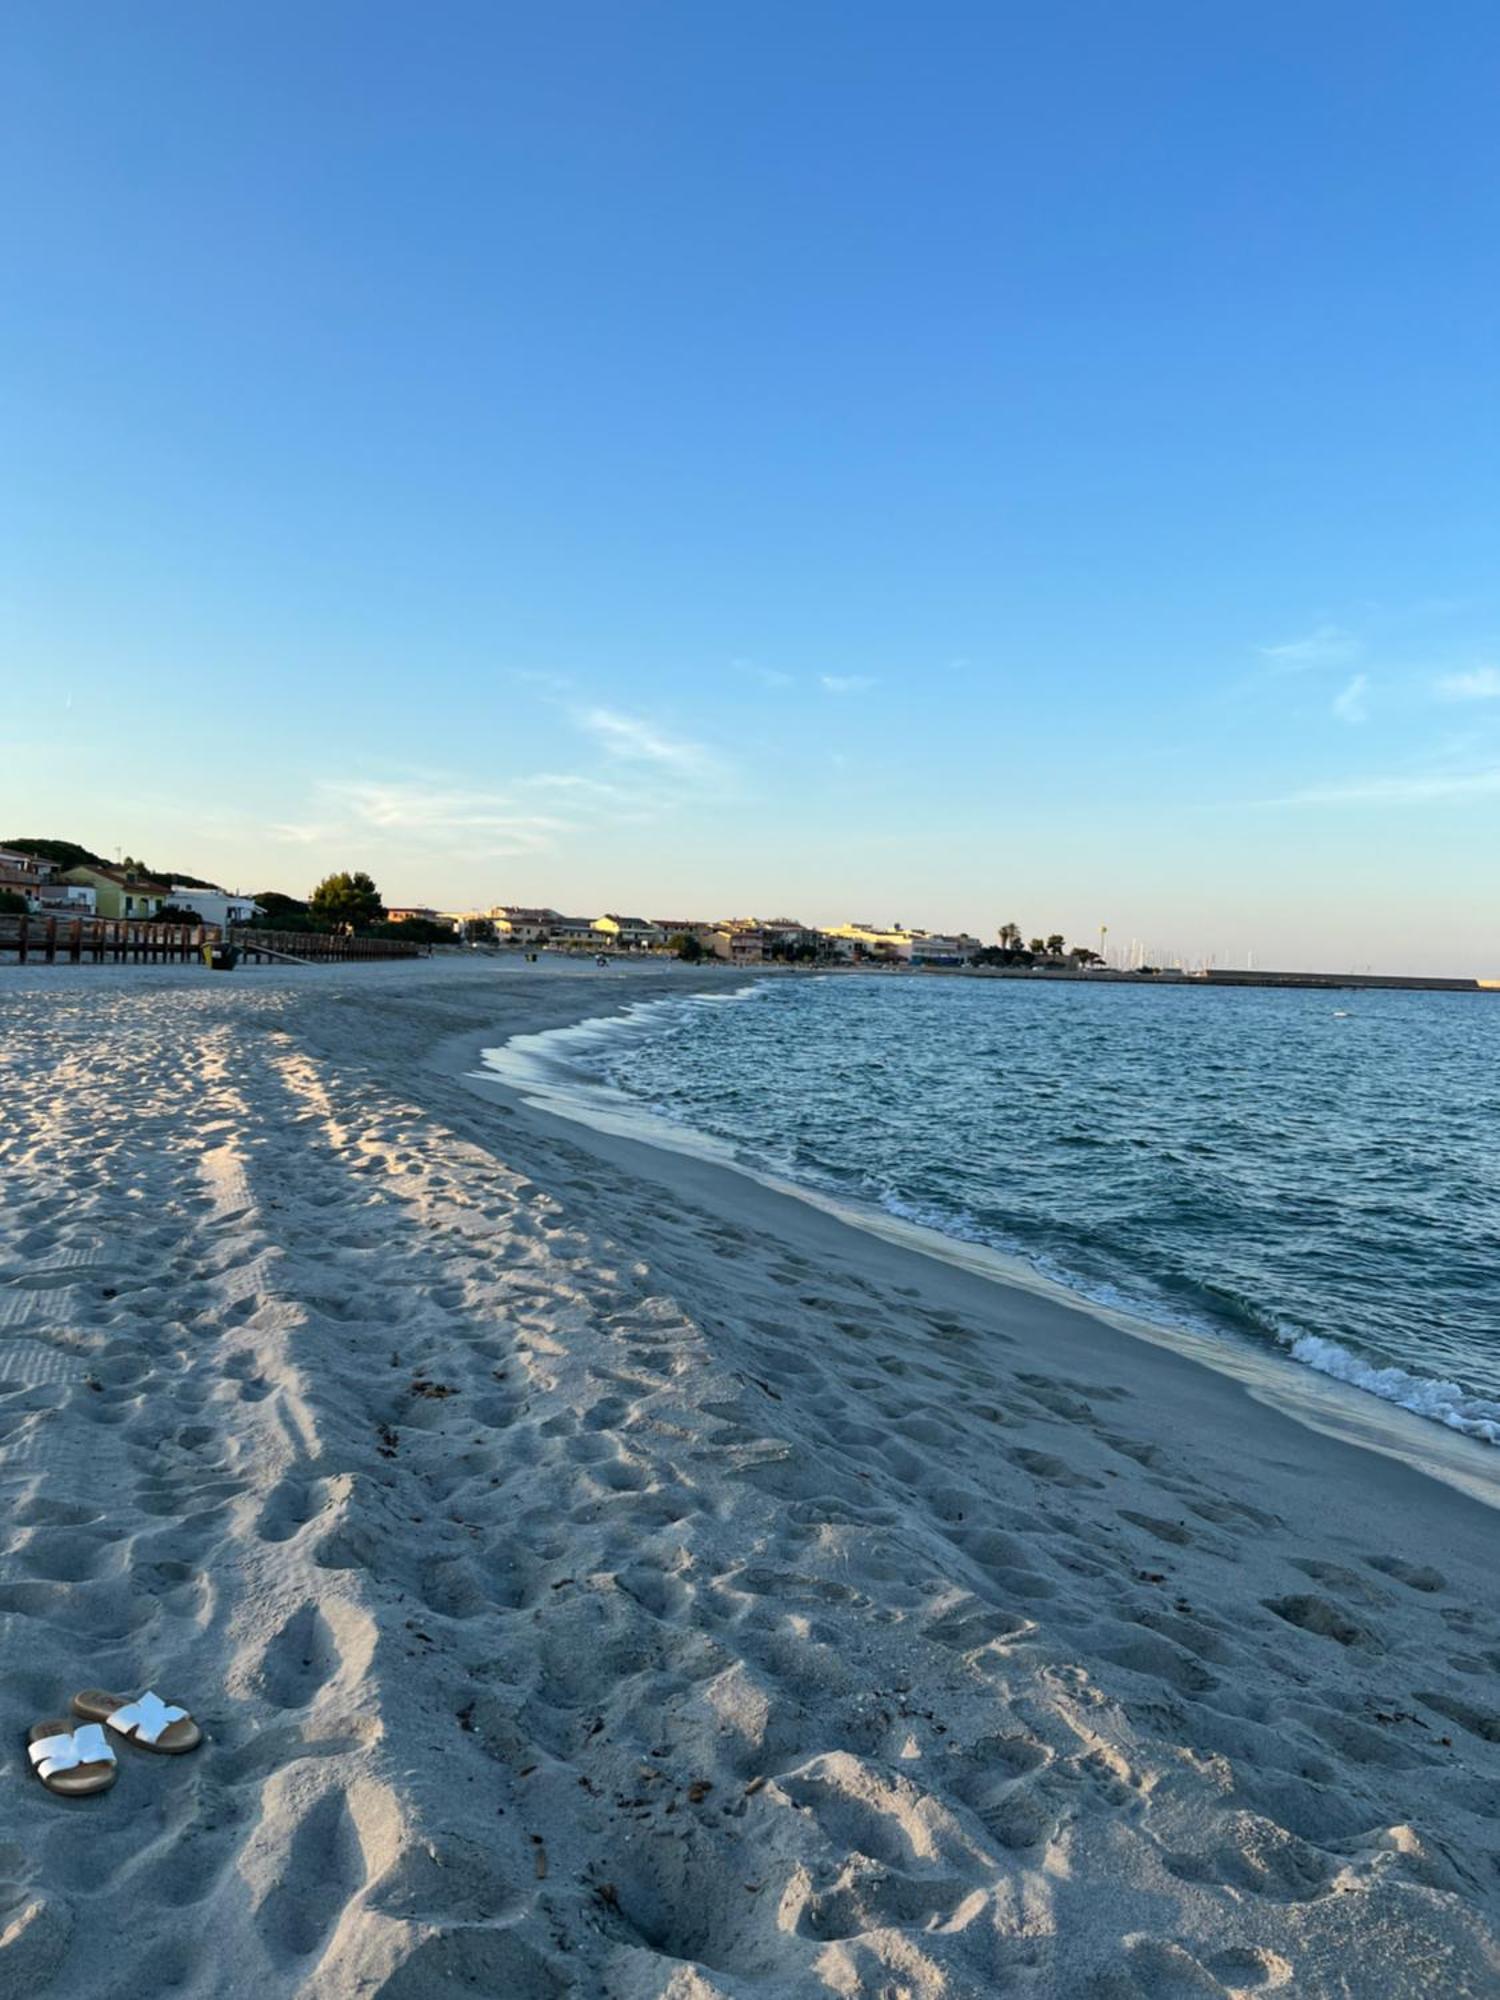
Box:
<box><xmin>5</xmin><ymin>957</ymin><xmax>1499</xmax><ymax>1997</ymax></box>
<box><xmin>461</xmin><ymin>986</ymin><xmax>1500</xmax><ymax>1513</ymax></box>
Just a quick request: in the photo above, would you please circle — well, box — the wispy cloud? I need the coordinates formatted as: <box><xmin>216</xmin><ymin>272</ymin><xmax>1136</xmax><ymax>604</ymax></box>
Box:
<box><xmin>279</xmin><ymin>758</ymin><xmax>679</xmax><ymax>859</ymax></box>
<box><xmin>1434</xmin><ymin>666</ymin><xmax>1500</xmax><ymax>702</ymax></box>
<box><xmin>1331</xmin><ymin>673</ymin><xmax>1370</xmax><ymax>724</ymax></box>
<box><xmin>518</xmin><ymin>770</ymin><xmax>663</xmax><ymax>825</ymax></box>
<box><xmin>1270</xmin><ymin>765</ymin><xmax>1500</xmax><ymax>807</ymax></box>
<box><xmin>320</xmin><ymin>779</ymin><xmax>566</xmax><ymax>851</ymax></box>
<box><xmin>819</xmin><ymin>674</ymin><xmax>877</xmax><ymax>695</ymax></box>
<box><xmin>574</xmin><ymin>706</ymin><xmax>717</xmax><ymax>776</ymax></box>
<box><xmin>1260</xmin><ymin>624</ymin><xmax>1362</xmax><ymax>671</ymax></box>
<box><xmin>522</xmin><ymin>772</ymin><xmax>637</xmax><ymax>803</ymax></box>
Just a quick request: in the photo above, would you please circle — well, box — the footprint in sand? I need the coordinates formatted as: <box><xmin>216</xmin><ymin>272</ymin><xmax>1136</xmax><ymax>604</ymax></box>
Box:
<box><xmin>1365</xmin><ymin>1553</ymin><xmax>1446</xmax><ymax>1593</ymax></box>
<box><xmin>256</xmin><ymin>1602</ymin><xmax>342</xmax><ymax>1709</ymax></box>
<box><xmin>253</xmin><ymin>1789</ymin><xmax>365</xmax><ymax>1964</ymax></box>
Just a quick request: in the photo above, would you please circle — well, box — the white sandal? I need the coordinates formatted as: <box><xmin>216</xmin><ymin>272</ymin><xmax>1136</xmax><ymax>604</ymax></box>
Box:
<box><xmin>72</xmin><ymin>1688</ymin><xmax>202</xmax><ymax>1754</ymax></box>
<box><xmin>29</xmin><ymin>1718</ymin><xmax>118</xmax><ymax>1796</ymax></box>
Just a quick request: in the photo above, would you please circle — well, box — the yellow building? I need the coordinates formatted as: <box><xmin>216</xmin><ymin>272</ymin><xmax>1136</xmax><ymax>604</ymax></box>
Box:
<box><xmin>591</xmin><ymin>915</ymin><xmax>667</xmax><ymax>950</ymax></box>
<box><xmin>823</xmin><ymin>922</ymin><xmax>914</xmax><ymax>963</ymax></box>
<box><xmin>62</xmin><ymin>863</ymin><xmax>174</xmax><ymax>920</ymax></box>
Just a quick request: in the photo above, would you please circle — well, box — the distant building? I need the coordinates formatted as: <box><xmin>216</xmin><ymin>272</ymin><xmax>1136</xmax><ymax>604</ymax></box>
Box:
<box><xmin>0</xmin><ymin>848</ymin><xmax>55</xmax><ymax>893</ymax></box>
<box><xmin>697</xmin><ymin>917</ymin><xmax>826</xmax><ymax>964</ymax></box>
<box><xmin>489</xmin><ymin>906</ymin><xmax>560</xmax><ymax>943</ymax></box>
<box><xmin>168</xmin><ymin>886</ymin><xmax>261</xmax><ymax>929</ymax></box>
<box><xmin>33</xmin><ymin>883</ymin><xmax>98</xmax><ymax>914</ymax></box>
<box><xmin>909</xmin><ymin>931</ymin><xmax>981</xmax><ymax>966</ymax></box>
<box><xmin>592</xmin><ymin>914</ymin><xmax>666</xmax><ymax>951</ymax></box>
<box><xmin>0</xmin><ymin>850</ymin><xmax>98</xmax><ymax>915</ymax></box>
<box><xmin>61</xmin><ymin>863</ymin><xmax>174</xmax><ymax>920</ymax></box>
<box><xmin>547</xmin><ymin>915</ymin><xmax>602</xmax><ymax>946</ymax></box>
<box><xmin>703</xmin><ymin>924</ymin><xmax>770</xmax><ymax>964</ymax></box>
<box><xmin>823</xmin><ymin>923</ymin><xmax>914</xmax><ymax>963</ymax></box>
<box><xmin>757</xmin><ymin>918</ymin><xmax>825</xmax><ymax>956</ymax></box>
<box><xmin>1</xmin><ymin>849</ymin><xmax>57</xmax><ymax>908</ymax></box>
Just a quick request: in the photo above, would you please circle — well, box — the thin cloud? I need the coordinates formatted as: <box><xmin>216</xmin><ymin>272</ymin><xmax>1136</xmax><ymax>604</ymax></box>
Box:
<box><xmin>819</xmin><ymin>674</ymin><xmax>877</xmax><ymax>695</ymax></box>
<box><xmin>1270</xmin><ymin>766</ymin><xmax>1500</xmax><ymax>807</ymax></box>
<box><xmin>1331</xmin><ymin>673</ymin><xmax>1370</xmax><ymax>724</ymax></box>
<box><xmin>574</xmin><ymin>706</ymin><xmax>717</xmax><ymax>776</ymax></box>
<box><xmin>320</xmin><ymin>779</ymin><xmax>567</xmax><ymax>851</ymax></box>
<box><xmin>1435</xmin><ymin>666</ymin><xmax>1500</xmax><ymax>702</ymax></box>
<box><xmin>1260</xmin><ymin>624</ymin><xmax>1362</xmax><ymax>671</ymax></box>
<box><xmin>519</xmin><ymin>771</ymin><xmax>663</xmax><ymax>825</ymax></box>
<box><xmin>522</xmin><ymin>772</ymin><xmax>637</xmax><ymax>803</ymax></box>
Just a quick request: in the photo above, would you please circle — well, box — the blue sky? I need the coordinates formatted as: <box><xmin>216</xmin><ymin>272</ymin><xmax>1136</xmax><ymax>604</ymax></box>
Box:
<box><xmin>5</xmin><ymin>1</ymin><xmax>1499</xmax><ymax>970</ymax></box>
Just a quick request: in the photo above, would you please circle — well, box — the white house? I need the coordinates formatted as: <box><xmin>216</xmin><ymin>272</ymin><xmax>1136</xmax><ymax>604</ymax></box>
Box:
<box><xmin>169</xmin><ymin>886</ymin><xmax>262</xmax><ymax>929</ymax></box>
<box><xmin>548</xmin><ymin>915</ymin><xmax>603</xmax><ymax>946</ymax></box>
<box><xmin>909</xmin><ymin>931</ymin><xmax>981</xmax><ymax>966</ymax></box>
<box><xmin>33</xmin><ymin>883</ymin><xmax>98</xmax><ymax>914</ymax></box>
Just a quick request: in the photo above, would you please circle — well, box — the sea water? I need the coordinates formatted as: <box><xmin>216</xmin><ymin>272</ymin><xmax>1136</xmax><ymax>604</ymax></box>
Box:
<box><xmin>488</xmin><ymin>974</ymin><xmax>1500</xmax><ymax>1447</ymax></box>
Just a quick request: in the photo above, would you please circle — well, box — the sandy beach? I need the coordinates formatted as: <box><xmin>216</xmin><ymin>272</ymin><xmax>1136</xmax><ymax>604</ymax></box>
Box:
<box><xmin>3</xmin><ymin>956</ymin><xmax>1499</xmax><ymax>2000</ymax></box>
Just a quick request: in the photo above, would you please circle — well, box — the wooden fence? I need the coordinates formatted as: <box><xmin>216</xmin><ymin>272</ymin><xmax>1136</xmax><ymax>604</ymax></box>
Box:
<box><xmin>230</xmin><ymin>927</ymin><xmax>421</xmax><ymax>963</ymax></box>
<box><xmin>0</xmin><ymin>916</ymin><xmax>421</xmax><ymax>965</ymax></box>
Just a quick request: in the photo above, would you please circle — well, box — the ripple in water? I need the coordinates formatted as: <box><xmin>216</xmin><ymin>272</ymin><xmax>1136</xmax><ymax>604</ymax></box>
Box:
<box><xmin>551</xmin><ymin>975</ymin><xmax>1500</xmax><ymax>1445</ymax></box>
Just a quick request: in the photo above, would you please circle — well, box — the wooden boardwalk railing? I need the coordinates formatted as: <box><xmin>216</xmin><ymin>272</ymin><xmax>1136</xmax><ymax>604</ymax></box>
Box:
<box><xmin>0</xmin><ymin>916</ymin><xmax>421</xmax><ymax>965</ymax></box>
<box><xmin>229</xmin><ymin>927</ymin><xmax>422</xmax><ymax>963</ymax></box>
<box><xmin>0</xmin><ymin>916</ymin><xmax>211</xmax><ymax>964</ymax></box>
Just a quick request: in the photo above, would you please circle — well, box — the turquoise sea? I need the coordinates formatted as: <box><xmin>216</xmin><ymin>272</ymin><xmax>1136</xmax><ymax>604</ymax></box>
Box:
<box><xmin>489</xmin><ymin>974</ymin><xmax>1500</xmax><ymax>1447</ymax></box>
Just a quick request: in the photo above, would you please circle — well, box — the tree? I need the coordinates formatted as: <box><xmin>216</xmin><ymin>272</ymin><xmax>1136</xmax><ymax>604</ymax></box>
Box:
<box><xmin>248</xmin><ymin>890</ymin><xmax>316</xmax><ymax>933</ymax></box>
<box><xmin>669</xmin><ymin>931</ymin><xmax>704</xmax><ymax>962</ymax></box>
<box><xmin>372</xmin><ymin>916</ymin><xmax>455</xmax><ymax>946</ymax></box>
<box><xmin>150</xmin><ymin>903</ymin><xmax>205</xmax><ymax>925</ymax></box>
<box><xmin>997</xmin><ymin>921</ymin><xmax>1023</xmax><ymax>950</ymax></box>
<box><xmin>0</xmin><ymin>889</ymin><xmax>27</xmax><ymax>915</ymax></box>
<box><xmin>1070</xmin><ymin>946</ymin><xmax>1103</xmax><ymax>966</ymax></box>
<box><xmin>1028</xmin><ymin>937</ymin><xmax>1046</xmax><ymax>957</ymax></box>
<box><xmin>462</xmin><ymin>917</ymin><xmax>497</xmax><ymax>944</ymax></box>
<box><xmin>1046</xmin><ymin>933</ymin><xmax>1065</xmax><ymax>957</ymax></box>
<box><xmin>309</xmin><ymin>870</ymin><xmax>385</xmax><ymax>935</ymax></box>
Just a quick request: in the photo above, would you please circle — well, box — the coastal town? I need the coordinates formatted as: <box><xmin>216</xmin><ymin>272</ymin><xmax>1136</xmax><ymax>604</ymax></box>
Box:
<box><xmin>0</xmin><ymin>841</ymin><xmax>1088</xmax><ymax>968</ymax></box>
<box><xmin>5</xmin><ymin>843</ymin><xmax>1496</xmax><ymax>992</ymax></box>
<box><xmin>389</xmin><ymin>906</ymin><xmax>1001</xmax><ymax>967</ymax></box>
